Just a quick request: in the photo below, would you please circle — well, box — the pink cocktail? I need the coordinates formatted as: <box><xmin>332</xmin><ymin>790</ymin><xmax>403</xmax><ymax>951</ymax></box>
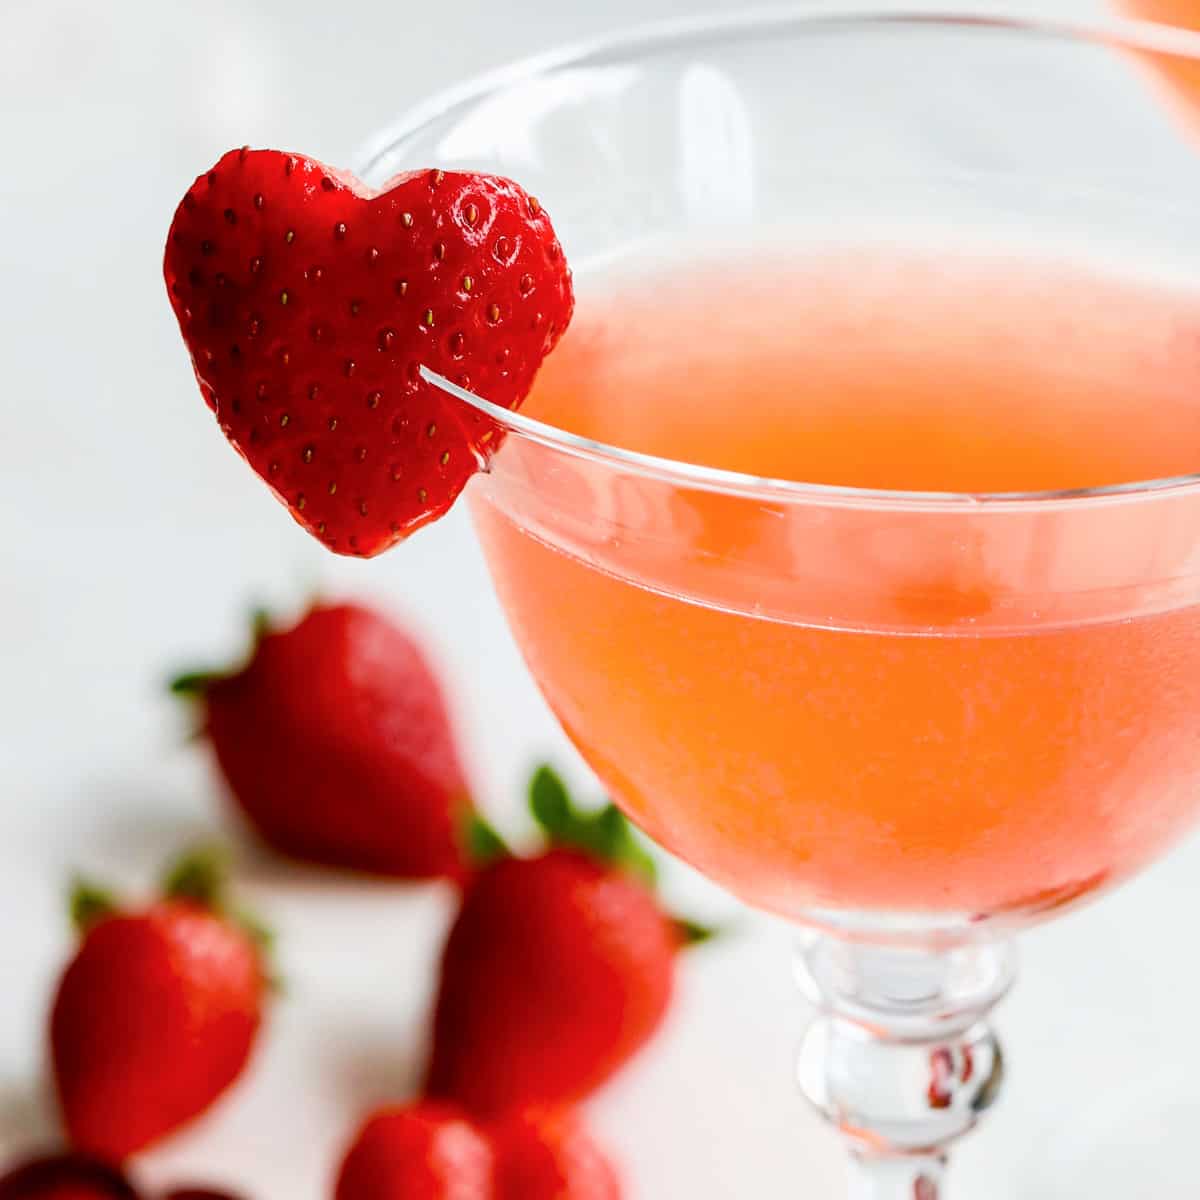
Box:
<box><xmin>477</xmin><ymin>244</ymin><xmax>1200</xmax><ymax>922</ymax></box>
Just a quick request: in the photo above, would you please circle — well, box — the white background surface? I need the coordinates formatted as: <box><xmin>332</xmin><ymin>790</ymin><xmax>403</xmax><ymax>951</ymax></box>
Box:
<box><xmin>4</xmin><ymin>0</ymin><xmax>1199</xmax><ymax>1197</ymax></box>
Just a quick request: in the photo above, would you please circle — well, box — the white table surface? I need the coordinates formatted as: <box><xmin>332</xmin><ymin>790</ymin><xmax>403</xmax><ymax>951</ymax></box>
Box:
<box><xmin>4</xmin><ymin>0</ymin><xmax>1198</xmax><ymax>1196</ymax></box>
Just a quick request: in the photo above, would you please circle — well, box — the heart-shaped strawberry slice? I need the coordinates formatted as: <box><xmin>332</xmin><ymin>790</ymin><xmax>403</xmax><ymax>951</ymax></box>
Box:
<box><xmin>164</xmin><ymin>148</ymin><xmax>573</xmax><ymax>556</ymax></box>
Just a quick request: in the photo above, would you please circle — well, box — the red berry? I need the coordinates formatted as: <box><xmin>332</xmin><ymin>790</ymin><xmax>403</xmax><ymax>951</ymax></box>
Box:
<box><xmin>163</xmin><ymin>149</ymin><xmax>573</xmax><ymax>556</ymax></box>
<box><xmin>426</xmin><ymin>848</ymin><xmax>678</xmax><ymax>1115</ymax></box>
<box><xmin>491</xmin><ymin>1112</ymin><xmax>620</xmax><ymax>1200</ymax></box>
<box><xmin>51</xmin><ymin>858</ymin><xmax>269</xmax><ymax>1160</ymax></box>
<box><xmin>334</xmin><ymin>1103</ymin><xmax>492</xmax><ymax>1200</ymax></box>
<box><xmin>161</xmin><ymin>1192</ymin><xmax>246</xmax><ymax>1200</ymax></box>
<box><xmin>0</xmin><ymin>1152</ymin><xmax>140</xmax><ymax>1199</ymax></box>
<box><xmin>178</xmin><ymin>602</ymin><xmax>472</xmax><ymax>878</ymax></box>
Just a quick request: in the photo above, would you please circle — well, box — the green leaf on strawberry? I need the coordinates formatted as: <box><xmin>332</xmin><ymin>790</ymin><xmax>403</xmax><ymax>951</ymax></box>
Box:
<box><xmin>673</xmin><ymin>915</ymin><xmax>719</xmax><ymax>946</ymax></box>
<box><xmin>528</xmin><ymin>764</ymin><xmax>658</xmax><ymax>887</ymax></box>
<box><xmin>528</xmin><ymin>765</ymin><xmax>720</xmax><ymax>944</ymax></box>
<box><xmin>162</xmin><ymin>842</ymin><xmax>232</xmax><ymax>907</ymax></box>
<box><xmin>69</xmin><ymin>879</ymin><xmax>120</xmax><ymax>934</ymax></box>
<box><xmin>470</xmin><ymin>764</ymin><xmax>721</xmax><ymax>945</ymax></box>
<box><xmin>462</xmin><ymin>811</ymin><xmax>510</xmax><ymax>867</ymax></box>
<box><xmin>169</xmin><ymin>604</ymin><xmax>278</xmax><ymax>698</ymax></box>
<box><xmin>162</xmin><ymin>845</ymin><xmax>277</xmax><ymax>962</ymax></box>
<box><xmin>169</xmin><ymin>670</ymin><xmax>218</xmax><ymax>697</ymax></box>
<box><xmin>68</xmin><ymin>846</ymin><xmax>276</xmax><ymax>968</ymax></box>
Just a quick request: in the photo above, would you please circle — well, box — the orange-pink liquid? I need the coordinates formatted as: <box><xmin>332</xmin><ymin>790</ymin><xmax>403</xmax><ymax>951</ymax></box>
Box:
<box><xmin>473</xmin><ymin>245</ymin><xmax>1200</xmax><ymax>918</ymax></box>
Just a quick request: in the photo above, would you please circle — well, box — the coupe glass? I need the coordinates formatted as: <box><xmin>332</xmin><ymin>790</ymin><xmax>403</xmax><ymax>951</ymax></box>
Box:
<box><xmin>359</xmin><ymin>9</ymin><xmax>1200</xmax><ymax>1195</ymax></box>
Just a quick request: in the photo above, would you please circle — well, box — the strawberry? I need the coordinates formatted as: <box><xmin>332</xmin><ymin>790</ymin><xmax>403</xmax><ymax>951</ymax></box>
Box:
<box><xmin>172</xmin><ymin>601</ymin><xmax>472</xmax><ymax>879</ymax></box>
<box><xmin>425</xmin><ymin>767</ymin><xmax>712</xmax><ymax>1116</ymax></box>
<box><xmin>491</xmin><ymin>1111</ymin><xmax>620</xmax><ymax>1200</ymax></box>
<box><xmin>333</xmin><ymin>1102</ymin><xmax>492</xmax><ymax>1200</ymax></box>
<box><xmin>163</xmin><ymin>148</ymin><xmax>573</xmax><ymax>556</ymax></box>
<box><xmin>50</xmin><ymin>849</ymin><xmax>272</xmax><ymax>1161</ymax></box>
<box><xmin>332</xmin><ymin>1103</ymin><xmax>620</xmax><ymax>1200</ymax></box>
<box><xmin>0</xmin><ymin>1153</ymin><xmax>140</xmax><ymax>1200</ymax></box>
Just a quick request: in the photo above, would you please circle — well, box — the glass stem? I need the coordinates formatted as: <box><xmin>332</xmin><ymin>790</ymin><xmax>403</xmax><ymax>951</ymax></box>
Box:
<box><xmin>847</xmin><ymin>1153</ymin><xmax>946</xmax><ymax>1200</ymax></box>
<box><xmin>795</xmin><ymin>933</ymin><xmax>1016</xmax><ymax>1199</ymax></box>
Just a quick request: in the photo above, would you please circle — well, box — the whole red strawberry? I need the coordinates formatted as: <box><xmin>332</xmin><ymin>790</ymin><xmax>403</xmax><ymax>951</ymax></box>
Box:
<box><xmin>333</xmin><ymin>1102</ymin><xmax>492</xmax><ymax>1200</ymax></box>
<box><xmin>425</xmin><ymin>767</ymin><xmax>710</xmax><ymax>1116</ymax></box>
<box><xmin>491</xmin><ymin>1112</ymin><xmax>619</xmax><ymax>1200</ymax></box>
<box><xmin>0</xmin><ymin>1153</ymin><xmax>140</xmax><ymax>1200</ymax></box>
<box><xmin>50</xmin><ymin>850</ymin><xmax>271</xmax><ymax>1161</ymax></box>
<box><xmin>173</xmin><ymin>601</ymin><xmax>472</xmax><ymax>879</ymax></box>
<box><xmin>332</xmin><ymin>1103</ymin><xmax>620</xmax><ymax>1200</ymax></box>
<box><xmin>163</xmin><ymin>148</ymin><xmax>573</xmax><ymax>556</ymax></box>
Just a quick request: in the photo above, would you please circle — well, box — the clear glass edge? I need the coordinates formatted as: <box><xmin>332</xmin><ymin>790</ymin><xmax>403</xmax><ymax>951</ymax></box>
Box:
<box><xmin>422</xmin><ymin>364</ymin><xmax>1200</xmax><ymax>512</ymax></box>
<box><xmin>363</xmin><ymin>5</ymin><xmax>1200</xmax><ymax>512</ymax></box>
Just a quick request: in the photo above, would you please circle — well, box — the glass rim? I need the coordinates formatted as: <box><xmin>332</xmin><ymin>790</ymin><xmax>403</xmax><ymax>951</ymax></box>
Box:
<box><xmin>363</xmin><ymin>5</ymin><xmax>1200</xmax><ymax>511</ymax></box>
